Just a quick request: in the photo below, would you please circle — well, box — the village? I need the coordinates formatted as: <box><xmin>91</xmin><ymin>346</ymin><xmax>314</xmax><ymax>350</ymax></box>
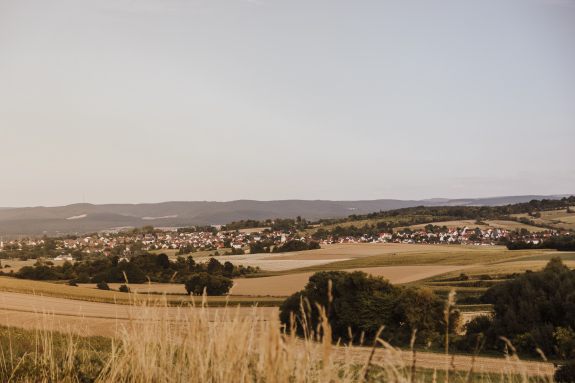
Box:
<box><xmin>0</xmin><ymin>224</ymin><xmax>569</xmax><ymax>261</ymax></box>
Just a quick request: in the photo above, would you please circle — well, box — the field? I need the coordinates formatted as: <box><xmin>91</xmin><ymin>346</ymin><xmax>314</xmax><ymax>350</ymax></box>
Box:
<box><xmin>260</xmin><ymin>249</ymin><xmax>551</xmax><ymax>276</ymax></box>
<box><xmin>514</xmin><ymin>209</ymin><xmax>575</xmax><ymax>230</ymax></box>
<box><xmin>0</xmin><ymin>291</ymin><xmax>556</xmax><ymax>377</ymax></box>
<box><xmin>0</xmin><ymin>243</ymin><xmax>569</xmax><ymax>380</ymax></box>
<box><xmin>0</xmin><ymin>277</ymin><xmax>283</xmax><ymax>306</ymax></box>
<box><xmin>407</xmin><ymin>253</ymin><xmax>575</xmax><ymax>300</ymax></box>
<box><xmin>0</xmin><ymin>258</ymin><xmax>68</xmax><ymax>273</ymax></box>
<box><xmin>405</xmin><ymin>220</ymin><xmax>545</xmax><ymax>233</ymax></box>
<box><xmin>231</xmin><ymin>265</ymin><xmax>476</xmax><ymax>296</ymax></box>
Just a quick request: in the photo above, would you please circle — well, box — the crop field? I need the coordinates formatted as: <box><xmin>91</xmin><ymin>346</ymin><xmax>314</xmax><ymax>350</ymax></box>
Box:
<box><xmin>231</xmin><ymin>265</ymin><xmax>476</xmax><ymax>296</ymax></box>
<box><xmin>0</xmin><ymin>277</ymin><xmax>283</xmax><ymax>306</ymax></box>
<box><xmin>211</xmin><ymin>243</ymin><xmax>493</xmax><ymax>272</ymax></box>
<box><xmin>0</xmin><ymin>258</ymin><xmax>68</xmax><ymax>273</ymax></box>
<box><xmin>405</xmin><ymin>220</ymin><xmax>545</xmax><ymax>233</ymax></box>
<box><xmin>514</xmin><ymin>209</ymin><xmax>575</xmax><ymax>230</ymax></box>
<box><xmin>0</xmin><ymin>291</ymin><xmax>279</xmax><ymax>339</ymax></box>
<box><xmin>263</xmin><ymin>249</ymin><xmax>550</xmax><ymax>276</ymax></box>
<box><xmin>424</xmin><ymin>259</ymin><xmax>575</xmax><ymax>282</ymax></box>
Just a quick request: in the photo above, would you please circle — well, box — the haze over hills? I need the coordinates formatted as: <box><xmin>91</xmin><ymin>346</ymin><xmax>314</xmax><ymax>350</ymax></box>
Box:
<box><xmin>0</xmin><ymin>194</ymin><xmax>571</xmax><ymax>237</ymax></box>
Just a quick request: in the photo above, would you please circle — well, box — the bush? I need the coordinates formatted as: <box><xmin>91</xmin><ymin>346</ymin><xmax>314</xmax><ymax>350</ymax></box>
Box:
<box><xmin>279</xmin><ymin>270</ymin><xmax>457</xmax><ymax>343</ymax></box>
<box><xmin>185</xmin><ymin>272</ymin><xmax>233</xmax><ymax>296</ymax></box>
<box><xmin>457</xmin><ymin>296</ymin><xmax>481</xmax><ymax>305</ymax></box>
<box><xmin>97</xmin><ymin>281</ymin><xmax>110</xmax><ymax>290</ymax></box>
<box><xmin>119</xmin><ymin>284</ymin><xmax>130</xmax><ymax>293</ymax></box>
<box><xmin>555</xmin><ymin>362</ymin><xmax>575</xmax><ymax>383</ymax></box>
<box><xmin>68</xmin><ymin>281</ymin><xmax>78</xmax><ymax>287</ymax></box>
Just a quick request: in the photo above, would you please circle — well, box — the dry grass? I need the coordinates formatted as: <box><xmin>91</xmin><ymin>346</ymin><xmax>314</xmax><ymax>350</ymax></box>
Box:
<box><xmin>0</xmin><ymin>292</ymin><xmax>556</xmax><ymax>382</ymax></box>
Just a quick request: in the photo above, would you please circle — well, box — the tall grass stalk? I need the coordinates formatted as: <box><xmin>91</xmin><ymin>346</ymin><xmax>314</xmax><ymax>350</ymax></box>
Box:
<box><xmin>0</xmin><ymin>290</ymin><xmax>557</xmax><ymax>382</ymax></box>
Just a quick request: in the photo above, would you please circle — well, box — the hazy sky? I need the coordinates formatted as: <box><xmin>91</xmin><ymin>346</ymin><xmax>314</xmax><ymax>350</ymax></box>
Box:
<box><xmin>1</xmin><ymin>0</ymin><xmax>574</xmax><ymax>207</ymax></box>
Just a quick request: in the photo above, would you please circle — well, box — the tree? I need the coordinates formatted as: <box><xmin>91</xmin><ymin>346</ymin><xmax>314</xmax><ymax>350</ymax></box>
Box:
<box><xmin>186</xmin><ymin>256</ymin><xmax>196</xmax><ymax>272</ymax></box>
<box><xmin>97</xmin><ymin>281</ymin><xmax>110</xmax><ymax>290</ymax></box>
<box><xmin>184</xmin><ymin>272</ymin><xmax>233</xmax><ymax>296</ymax></box>
<box><xmin>207</xmin><ymin>258</ymin><xmax>223</xmax><ymax>275</ymax></box>
<box><xmin>119</xmin><ymin>284</ymin><xmax>131</xmax><ymax>293</ymax></box>
<box><xmin>279</xmin><ymin>270</ymin><xmax>459</xmax><ymax>344</ymax></box>
<box><xmin>478</xmin><ymin>257</ymin><xmax>575</xmax><ymax>356</ymax></box>
<box><xmin>156</xmin><ymin>253</ymin><xmax>170</xmax><ymax>270</ymax></box>
<box><xmin>107</xmin><ymin>261</ymin><xmax>147</xmax><ymax>284</ymax></box>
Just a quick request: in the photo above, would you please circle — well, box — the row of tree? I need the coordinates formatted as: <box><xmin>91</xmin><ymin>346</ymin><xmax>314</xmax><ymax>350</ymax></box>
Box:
<box><xmin>507</xmin><ymin>234</ymin><xmax>575</xmax><ymax>251</ymax></box>
<box><xmin>316</xmin><ymin>196</ymin><xmax>575</xmax><ymax>229</ymax></box>
<box><xmin>6</xmin><ymin>253</ymin><xmax>257</xmax><ymax>285</ymax></box>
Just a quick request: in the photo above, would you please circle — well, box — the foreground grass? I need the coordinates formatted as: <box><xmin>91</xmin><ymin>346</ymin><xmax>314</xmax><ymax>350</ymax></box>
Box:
<box><xmin>0</xmin><ymin>276</ymin><xmax>284</xmax><ymax>306</ymax></box>
<box><xmin>0</xmin><ymin>296</ymin><xmax>555</xmax><ymax>383</ymax></box>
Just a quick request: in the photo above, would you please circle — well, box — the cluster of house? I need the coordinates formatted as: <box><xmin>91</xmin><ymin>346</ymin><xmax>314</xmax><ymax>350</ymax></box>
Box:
<box><xmin>0</xmin><ymin>227</ymin><xmax>570</xmax><ymax>258</ymax></box>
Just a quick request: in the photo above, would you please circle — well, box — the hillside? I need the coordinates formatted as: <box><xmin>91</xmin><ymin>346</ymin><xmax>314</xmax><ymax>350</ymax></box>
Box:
<box><xmin>0</xmin><ymin>195</ymin><xmax>571</xmax><ymax>237</ymax></box>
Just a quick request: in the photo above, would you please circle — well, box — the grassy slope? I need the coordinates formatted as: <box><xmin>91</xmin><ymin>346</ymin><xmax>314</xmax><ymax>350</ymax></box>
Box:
<box><xmin>513</xmin><ymin>209</ymin><xmax>575</xmax><ymax>230</ymax></box>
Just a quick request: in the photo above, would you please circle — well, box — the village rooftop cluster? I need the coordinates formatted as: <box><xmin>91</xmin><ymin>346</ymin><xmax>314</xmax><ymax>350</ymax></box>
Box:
<box><xmin>0</xmin><ymin>224</ymin><xmax>570</xmax><ymax>261</ymax></box>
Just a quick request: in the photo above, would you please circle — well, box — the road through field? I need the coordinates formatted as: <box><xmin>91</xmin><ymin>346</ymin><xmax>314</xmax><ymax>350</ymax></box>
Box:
<box><xmin>231</xmin><ymin>265</ymin><xmax>477</xmax><ymax>296</ymax></box>
<box><xmin>0</xmin><ymin>291</ymin><xmax>554</xmax><ymax>375</ymax></box>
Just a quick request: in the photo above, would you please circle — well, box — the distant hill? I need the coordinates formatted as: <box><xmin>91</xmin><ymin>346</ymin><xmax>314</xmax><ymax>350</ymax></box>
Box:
<box><xmin>0</xmin><ymin>195</ymin><xmax>571</xmax><ymax>237</ymax></box>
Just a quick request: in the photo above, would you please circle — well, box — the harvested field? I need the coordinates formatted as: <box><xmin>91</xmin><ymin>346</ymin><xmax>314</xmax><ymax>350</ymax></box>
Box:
<box><xmin>0</xmin><ymin>291</ymin><xmax>278</xmax><ymax>338</ymax></box>
<box><xmin>275</xmin><ymin>249</ymin><xmax>549</xmax><ymax>275</ymax></box>
<box><xmin>266</xmin><ymin>243</ymin><xmax>479</xmax><ymax>261</ymax></box>
<box><xmin>200</xmin><ymin>252</ymin><xmax>349</xmax><ymax>271</ymax></box>
<box><xmin>0</xmin><ymin>277</ymin><xmax>282</xmax><ymax>306</ymax></box>
<box><xmin>231</xmin><ymin>265</ymin><xmax>476</xmax><ymax>296</ymax></box>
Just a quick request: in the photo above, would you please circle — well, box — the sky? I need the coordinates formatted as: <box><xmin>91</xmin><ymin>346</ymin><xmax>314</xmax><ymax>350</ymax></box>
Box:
<box><xmin>0</xmin><ymin>0</ymin><xmax>574</xmax><ymax>207</ymax></box>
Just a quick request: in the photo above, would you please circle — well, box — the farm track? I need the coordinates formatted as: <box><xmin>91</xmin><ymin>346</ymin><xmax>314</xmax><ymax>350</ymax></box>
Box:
<box><xmin>0</xmin><ymin>292</ymin><xmax>554</xmax><ymax>376</ymax></box>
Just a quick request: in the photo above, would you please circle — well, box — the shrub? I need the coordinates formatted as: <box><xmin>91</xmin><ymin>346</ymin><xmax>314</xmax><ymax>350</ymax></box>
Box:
<box><xmin>279</xmin><ymin>270</ymin><xmax>458</xmax><ymax>343</ymax></box>
<box><xmin>97</xmin><ymin>281</ymin><xmax>110</xmax><ymax>290</ymax></box>
<box><xmin>555</xmin><ymin>362</ymin><xmax>575</xmax><ymax>383</ymax></box>
<box><xmin>185</xmin><ymin>272</ymin><xmax>233</xmax><ymax>296</ymax></box>
<box><xmin>68</xmin><ymin>281</ymin><xmax>78</xmax><ymax>287</ymax></box>
<box><xmin>457</xmin><ymin>296</ymin><xmax>481</xmax><ymax>305</ymax></box>
<box><xmin>119</xmin><ymin>284</ymin><xmax>130</xmax><ymax>293</ymax></box>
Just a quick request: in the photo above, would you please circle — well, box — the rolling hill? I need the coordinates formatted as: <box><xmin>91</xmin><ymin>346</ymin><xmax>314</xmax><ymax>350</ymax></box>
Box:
<box><xmin>0</xmin><ymin>195</ymin><xmax>571</xmax><ymax>237</ymax></box>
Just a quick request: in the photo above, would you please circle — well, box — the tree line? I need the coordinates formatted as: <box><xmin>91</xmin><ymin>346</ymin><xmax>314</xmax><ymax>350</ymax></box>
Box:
<box><xmin>3</xmin><ymin>253</ymin><xmax>256</xmax><ymax>295</ymax></box>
